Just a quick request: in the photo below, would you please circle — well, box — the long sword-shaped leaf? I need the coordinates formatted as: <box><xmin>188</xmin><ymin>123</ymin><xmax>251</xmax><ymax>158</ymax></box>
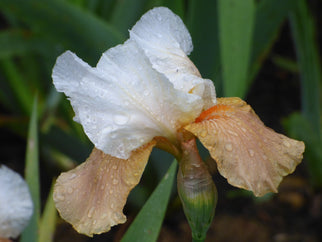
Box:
<box><xmin>0</xmin><ymin>0</ymin><xmax>123</xmax><ymax>65</ymax></box>
<box><xmin>122</xmin><ymin>161</ymin><xmax>177</xmax><ymax>242</ymax></box>
<box><xmin>187</xmin><ymin>0</ymin><xmax>221</xmax><ymax>95</ymax></box>
<box><xmin>250</xmin><ymin>0</ymin><xmax>296</xmax><ymax>80</ymax></box>
<box><xmin>289</xmin><ymin>0</ymin><xmax>321</xmax><ymax>136</ymax></box>
<box><xmin>39</xmin><ymin>181</ymin><xmax>57</xmax><ymax>242</ymax></box>
<box><xmin>218</xmin><ymin>0</ymin><xmax>255</xmax><ymax>98</ymax></box>
<box><xmin>21</xmin><ymin>96</ymin><xmax>40</xmax><ymax>242</ymax></box>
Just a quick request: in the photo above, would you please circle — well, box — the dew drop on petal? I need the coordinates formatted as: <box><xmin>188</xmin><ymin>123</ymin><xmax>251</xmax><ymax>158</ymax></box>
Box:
<box><xmin>67</xmin><ymin>187</ymin><xmax>73</xmax><ymax>194</ymax></box>
<box><xmin>225</xmin><ymin>143</ymin><xmax>233</xmax><ymax>152</ymax></box>
<box><xmin>199</xmin><ymin>129</ymin><xmax>208</xmax><ymax>138</ymax></box>
<box><xmin>143</xmin><ymin>90</ymin><xmax>150</xmax><ymax>96</ymax></box>
<box><xmin>56</xmin><ymin>194</ymin><xmax>65</xmax><ymax>201</ymax></box>
<box><xmin>88</xmin><ymin>207</ymin><xmax>95</xmax><ymax>218</ymax></box>
<box><xmin>113</xmin><ymin>114</ymin><xmax>130</xmax><ymax>125</ymax></box>
<box><xmin>248</xmin><ymin>149</ymin><xmax>255</xmax><ymax>157</ymax></box>
<box><xmin>112</xmin><ymin>179</ymin><xmax>119</xmax><ymax>185</ymax></box>
<box><xmin>69</xmin><ymin>173</ymin><xmax>77</xmax><ymax>180</ymax></box>
<box><xmin>283</xmin><ymin>140</ymin><xmax>291</xmax><ymax>148</ymax></box>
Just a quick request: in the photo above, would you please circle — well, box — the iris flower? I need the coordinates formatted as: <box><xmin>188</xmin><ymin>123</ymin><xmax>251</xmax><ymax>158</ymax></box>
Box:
<box><xmin>0</xmin><ymin>165</ymin><xmax>33</xmax><ymax>240</ymax></box>
<box><xmin>52</xmin><ymin>7</ymin><xmax>304</xmax><ymax>236</ymax></box>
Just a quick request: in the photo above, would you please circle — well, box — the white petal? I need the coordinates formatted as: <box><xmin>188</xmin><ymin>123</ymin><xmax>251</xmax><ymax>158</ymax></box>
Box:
<box><xmin>52</xmin><ymin>40</ymin><xmax>203</xmax><ymax>159</ymax></box>
<box><xmin>130</xmin><ymin>7</ymin><xmax>216</xmax><ymax>108</ymax></box>
<box><xmin>0</xmin><ymin>165</ymin><xmax>33</xmax><ymax>239</ymax></box>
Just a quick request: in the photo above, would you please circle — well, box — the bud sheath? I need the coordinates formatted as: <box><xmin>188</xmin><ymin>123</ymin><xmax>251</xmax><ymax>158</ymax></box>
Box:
<box><xmin>177</xmin><ymin>138</ymin><xmax>217</xmax><ymax>241</ymax></box>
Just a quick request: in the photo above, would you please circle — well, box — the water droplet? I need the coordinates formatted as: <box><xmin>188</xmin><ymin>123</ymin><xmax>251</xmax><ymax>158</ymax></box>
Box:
<box><xmin>88</xmin><ymin>207</ymin><xmax>95</xmax><ymax>218</ymax></box>
<box><xmin>113</xmin><ymin>114</ymin><xmax>129</xmax><ymax>125</ymax></box>
<box><xmin>241</xmin><ymin>127</ymin><xmax>247</xmax><ymax>133</ymax></box>
<box><xmin>225</xmin><ymin>143</ymin><xmax>233</xmax><ymax>151</ymax></box>
<box><xmin>143</xmin><ymin>89</ymin><xmax>150</xmax><ymax>96</ymax></box>
<box><xmin>101</xmin><ymin>213</ymin><xmax>108</xmax><ymax>219</ymax></box>
<box><xmin>93</xmin><ymin>220</ymin><xmax>97</xmax><ymax>225</ymax></box>
<box><xmin>69</xmin><ymin>173</ymin><xmax>77</xmax><ymax>180</ymax></box>
<box><xmin>283</xmin><ymin>140</ymin><xmax>291</xmax><ymax>148</ymax></box>
<box><xmin>228</xmin><ymin>130</ymin><xmax>239</xmax><ymax>137</ymax></box>
<box><xmin>109</xmin><ymin>189</ymin><xmax>114</xmax><ymax>194</ymax></box>
<box><xmin>112</xmin><ymin>179</ymin><xmax>119</xmax><ymax>185</ymax></box>
<box><xmin>112</xmin><ymin>165</ymin><xmax>117</xmax><ymax>170</ymax></box>
<box><xmin>100</xmin><ymin>185</ymin><xmax>105</xmax><ymax>190</ymax></box>
<box><xmin>248</xmin><ymin>149</ymin><xmax>255</xmax><ymax>157</ymax></box>
<box><xmin>56</xmin><ymin>194</ymin><xmax>65</xmax><ymax>201</ymax></box>
<box><xmin>110</xmin><ymin>203</ymin><xmax>115</xmax><ymax>209</ymax></box>
<box><xmin>199</xmin><ymin>129</ymin><xmax>208</xmax><ymax>138</ymax></box>
<box><xmin>67</xmin><ymin>187</ymin><xmax>73</xmax><ymax>194</ymax></box>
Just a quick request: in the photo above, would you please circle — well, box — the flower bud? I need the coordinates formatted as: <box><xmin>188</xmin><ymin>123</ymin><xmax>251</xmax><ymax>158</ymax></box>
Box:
<box><xmin>177</xmin><ymin>138</ymin><xmax>217</xmax><ymax>241</ymax></box>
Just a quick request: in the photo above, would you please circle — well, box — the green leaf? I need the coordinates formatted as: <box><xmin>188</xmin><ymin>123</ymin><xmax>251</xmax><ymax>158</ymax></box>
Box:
<box><xmin>0</xmin><ymin>0</ymin><xmax>124</xmax><ymax>65</ymax></box>
<box><xmin>283</xmin><ymin>113</ymin><xmax>322</xmax><ymax>187</ymax></box>
<box><xmin>41</xmin><ymin>125</ymin><xmax>92</xmax><ymax>163</ymax></box>
<box><xmin>0</xmin><ymin>59</ymin><xmax>34</xmax><ymax>114</ymax></box>
<box><xmin>159</xmin><ymin>0</ymin><xmax>184</xmax><ymax>18</ymax></box>
<box><xmin>122</xmin><ymin>161</ymin><xmax>177</xmax><ymax>242</ymax></box>
<box><xmin>250</xmin><ymin>0</ymin><xmax>296</xmax><ymax>80</ymax></box>
<box><xmin>39</xmin><ymin>181</ymin><xmax>58</xmax><ymax>242</ymax></box>
<box><xmin>187</xmin><ymin>0</ymin><xmax>221</xmax><ymax>95</ymax></box>
<box><xmin>110</xmin><ymin>0</ymin><xmax>147</xmax><ymax>37</ymax></box>
<box><xmin>289</xmin><ymin>0</ymin><xmax>321</xmax><ymax>136</ymax></box>
<box><xmin>0</xmin><ymin>30</ymin><xmax>51</xmax><ymax>58</ymax></box>
<box><xmin>218</xmin><ymin>0</ymin><xmax>255</xmax><ymax>98</ymax></box>
<box><xmin>21</xmin><ymin>96</ymin><xmax>40</xmax><ymax>242</ymax></box>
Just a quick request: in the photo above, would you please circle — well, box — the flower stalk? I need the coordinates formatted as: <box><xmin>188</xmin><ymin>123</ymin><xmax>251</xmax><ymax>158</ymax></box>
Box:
<box><xmin>177</xmin><ymin>137</ymin><xmax>217</xmax><ymax>241</ymax></box>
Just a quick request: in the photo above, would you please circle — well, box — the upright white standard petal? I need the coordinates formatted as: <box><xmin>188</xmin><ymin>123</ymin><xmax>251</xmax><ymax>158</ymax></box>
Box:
<box><xmin>130</xmin><ymin>7</ymin><xmax>216</xmax><ymax>109</ymax></box>
<box><xmin>0</xmin><ymin>165</ymin><xmax>33</xmax><ymax>239</ymax></box>
<box><xmin>53</xmin><ymin>40</ymin><xmax>203</xmax><ymax>159</ymax></box>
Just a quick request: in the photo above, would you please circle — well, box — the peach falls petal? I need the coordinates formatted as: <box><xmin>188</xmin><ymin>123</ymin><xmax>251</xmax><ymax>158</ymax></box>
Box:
<box><xmin>53</xmin><ymin>141</ymin><xmax>155</xmax><ymax>236</ymax></box>
<box><xmin>185</xmin><ymin>97</ymin><xmax>305</xmax><ymax>197</ymax></box>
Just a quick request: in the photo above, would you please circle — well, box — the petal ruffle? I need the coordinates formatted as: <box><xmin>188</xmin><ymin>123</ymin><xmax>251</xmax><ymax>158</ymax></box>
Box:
<box><xmin>185</xmin><ymin>97</ymin><xmax>305</xmax><ymax>197</ymax></box>
<box><xmin>130</xmin><ymin>7</ymin><xmax>216</xmax><ymax>109</ymax></box>
<box><xmin>53</xmin><ymin>141</ymin><xmax>155</xmax><ymax>236</ymax></box>
<box><xmin>53</xmin><ymin>40</ymin><xmax>203</xmax><ymax>159</ymax></box>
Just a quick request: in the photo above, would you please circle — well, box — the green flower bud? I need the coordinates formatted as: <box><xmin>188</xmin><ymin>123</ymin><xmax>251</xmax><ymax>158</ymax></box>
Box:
<box><xmin>177</xmin><ymin>138</ymin><xmax>217</xmax><ymax>241</ymax></box>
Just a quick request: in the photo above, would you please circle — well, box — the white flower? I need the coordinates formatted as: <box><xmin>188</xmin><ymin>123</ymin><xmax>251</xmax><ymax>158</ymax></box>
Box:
<box><xmin>0</xmin><ymin>165</ymin><xmax>33</xmax><ymax>239</ymax></box>
<box><xmin>52</xmin><ymin>7</ymin><xmax>216</xmax><ymax>160</ymax></box>
<box><xmin>52</xmin><ymin>7</ymin><xmax>304</xmax><ymax>236</ymax></box>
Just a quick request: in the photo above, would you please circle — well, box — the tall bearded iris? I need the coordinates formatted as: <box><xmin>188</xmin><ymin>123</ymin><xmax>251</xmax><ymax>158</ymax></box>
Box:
<box><xmin>52</xmin><ymin>7</ymin><xmax>304</xmax><ymax>237</ymax></box>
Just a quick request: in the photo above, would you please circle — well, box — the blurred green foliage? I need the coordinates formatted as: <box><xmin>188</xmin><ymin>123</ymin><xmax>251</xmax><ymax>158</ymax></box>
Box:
<box><xmin>0</xmin><ymin>0</ymin><xmax>321</xmax><ymax>241</ymax></box>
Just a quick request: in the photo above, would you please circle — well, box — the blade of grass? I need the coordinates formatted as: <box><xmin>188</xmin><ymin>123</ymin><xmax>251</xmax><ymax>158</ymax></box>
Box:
<box><xmin>0</xmin><ymin>59</ymin><xmax>33</xmax><ymax>114</ymax></box>
<box><xmin>41</xmin><ymin>125</ymin><xmax>91</xmax><ymax>163</ymax></box>
<box><xmin>283</xmin><ymin>113</ymin><xmax>322</xmax><ymax>186</ymax></box>
<box><xmin>0</xmin><ymin>0</ymin><xmax>124</xmax><ymax>65</ymax></box>
<box><xmin>110</xmin><ymin>0</ymin><xmax>147</xmax><ymax>37</ymax></box>
<box><xmin>218</xmin><ymin>0</ymin><xmax>255</xmax><ymax>98</ymax></box>
<box><xmin>0</xmin><ymin>30</ymin><xmax>52</xmax><ymax>58</ymax></box>
<box><xmin>249</xmin><ymin>0</ymin><xmax>296</xmax><ymax>80</ymax></box>
<box><xmin>122</xmin><ymin>161</ymin><xmax>177</xmax><ymax>242</ymax></box>
<box><xmin>289</xmin><ymin>0</ymin><xmax>321</xmax><ymax>136</ymax></box>
<box><xmin>21</xmin><ymin>96</ymin><xmax>40</xmax><ymax>242</ymax></box>
<box><xmin>187</xmin><ymin>0</ymin><xmax>222</xmax><ymax>95</ymax></box>
<box><xmin>39</xmin><ymin>180</ymin><xmax>57</xmax><ymax>242</ymax></box>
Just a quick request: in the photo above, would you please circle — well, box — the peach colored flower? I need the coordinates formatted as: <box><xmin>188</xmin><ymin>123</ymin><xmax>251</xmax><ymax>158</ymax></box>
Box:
<box><xmin>52</xmin><ymin>7</ymin><xmax>304</xmax><ymax>236</ymax></box>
